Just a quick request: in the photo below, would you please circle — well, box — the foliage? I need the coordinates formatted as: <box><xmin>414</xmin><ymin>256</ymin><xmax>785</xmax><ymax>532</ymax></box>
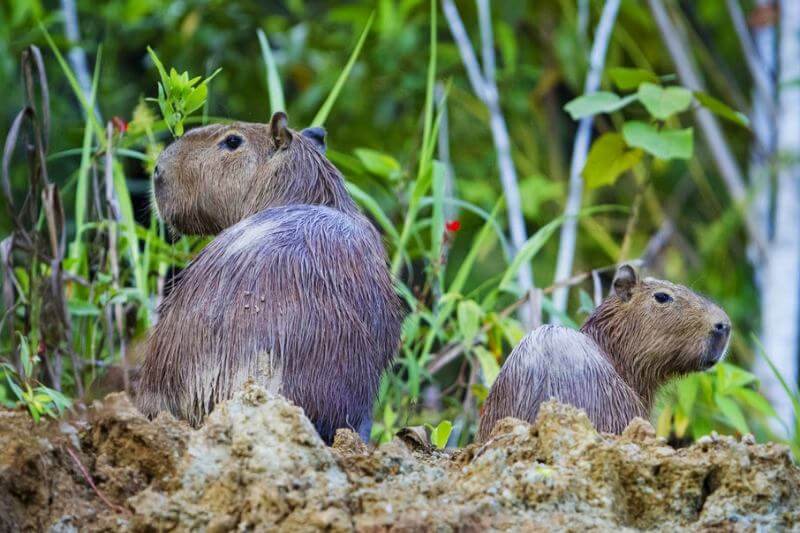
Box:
<box><xmin>146</xmin><ymin>46</ymin><xmax>221</xmax><ymax>137</ymax></box>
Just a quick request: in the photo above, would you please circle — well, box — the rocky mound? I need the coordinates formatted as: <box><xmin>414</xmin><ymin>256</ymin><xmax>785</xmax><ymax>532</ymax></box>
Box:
<box><xmin>0</xmin><ymin>384</ymin><xmax>797</xmax><ymax>531</ymax></box>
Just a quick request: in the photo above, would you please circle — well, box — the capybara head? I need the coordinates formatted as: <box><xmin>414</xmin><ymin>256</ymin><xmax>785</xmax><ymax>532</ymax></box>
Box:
<box><xmin>152</xmin><ymin>111</ymin><xmax>356</xmax><ymax>235</ymax></box>
<box><xmin>581</xmin><ymin>264</ymin><xmax>731</xmax><ymax>404</ymax></box>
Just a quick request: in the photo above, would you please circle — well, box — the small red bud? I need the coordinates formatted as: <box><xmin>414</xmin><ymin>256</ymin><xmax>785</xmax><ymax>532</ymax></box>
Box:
<box><xmin>445</xmin><ymin>220</ymin><xmax>461</xmax><ymax>232</ymax></box>
<box><xmin>112</xmin><ymin>116</ymin><xmax>128</xmax><ymax>134</ymax></box>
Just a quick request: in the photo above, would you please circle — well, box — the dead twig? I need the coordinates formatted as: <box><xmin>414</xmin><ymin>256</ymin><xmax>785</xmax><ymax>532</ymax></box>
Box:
<box><xmin>64</xmin><ymin>445</ymin><xmax>130</xmax><ymax>515</ymax></box>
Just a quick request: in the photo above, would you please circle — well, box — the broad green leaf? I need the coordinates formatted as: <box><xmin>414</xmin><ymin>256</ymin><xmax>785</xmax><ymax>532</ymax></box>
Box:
<box><xmin>256</xmin><ymin>29</ymin><xmax>286</xmax><ymax>116</ymax></box>
<box><xmin>622</xmin><ymin>121</ymin><xmax>693</xmax><ymax>160</ymax></box>
<box><xmin>714</xmin><ymin>394</ymin><xmax>750</xmax><ymax>434</ymax></box>
<box><xmin>637</xmin><ymin>83</ymin><xmax>692</xmax><ymax>120</ymax></box>
<box><xmin>582</xmin><ymin>132</ymin><xmax>643</xmax><ymax>189</ymax></box>
<box><xmin>457</xmin><ymin>299</ymin><xmax>483</xmax><ymax>345</ymax></box>
<box><xmin>694</xmin><ymin>91</ymin><xmax>750</xmax><ymax>128</ymax></box>
<box><xmin>732</xmin><ymin>388</ymin><xmax>777</xmax><ymax>418</ymax></box>
<box><xmin>564</xmin><ymin>91</ymin><xmax>637</xmax><ymax>119</ymax></box>
<box><xmin>68</xmin><ymin>299</ymin><xmax>101</xmax><ymax>317</ymax></box>
<box><xmin>430</xmin><ymin>420</ymin><xmax>453</xmax><ymax>449</ymax></box>
<box><xmin>577</xmin><ymin>289</ymin><xmax>595</xmax><ymax>314</ymax></box>
<box><xmin>607</xmin><ymin>67</ymin><xmax>659</xmax><ymax>91</ymax></box>
<box><xmin>674</xmin><ymin>408</ymin><xmax>691</xmax><ymax>438</ymax></box>
<box><xmin>354</xmin><ymin>148</ymin><xmax>403</xmax><ymax>181</ymax></box>
<box><xmin>474</xmin><ymin>346</ymin><xmax>500</xmax><ymax>387</ymax></box>
<box><xmin>676</xmin><ymin>376</ymin><xmax>700</xmax><ymax>415</ymax></box>
<box><xmin>656</xmin><ymin>404</ymin><xmax>672</xmax><ymax>437</ymax></box>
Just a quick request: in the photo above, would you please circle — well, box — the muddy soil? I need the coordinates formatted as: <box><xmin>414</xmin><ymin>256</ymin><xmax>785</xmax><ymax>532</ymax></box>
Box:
<box><xmin>1</xmin><ymin>384</ymin><xmax>798</xmax><ymax>532</ymax></box>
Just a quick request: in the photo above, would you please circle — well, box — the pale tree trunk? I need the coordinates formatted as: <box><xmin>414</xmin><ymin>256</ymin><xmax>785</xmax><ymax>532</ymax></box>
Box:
<box><xmin>552</xmin><ymin>0</ymin><xmax>621</xmax><ymax>316</ymax></box>
<box><xmin>760</xmin><ymin>0</ymin><xmax>800</xmax><ymax>435</ymax></box>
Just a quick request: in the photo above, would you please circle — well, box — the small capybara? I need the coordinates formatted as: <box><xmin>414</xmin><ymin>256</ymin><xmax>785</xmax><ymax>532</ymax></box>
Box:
<box><xmin>477</xmin><ymin>264</ymin><xmax>731</xmax><ymax>441</ymax></box>
<box><xmin>136</xmin><ymin>112</ymin><xmax>403</xmax><ymax>444</ymax></box>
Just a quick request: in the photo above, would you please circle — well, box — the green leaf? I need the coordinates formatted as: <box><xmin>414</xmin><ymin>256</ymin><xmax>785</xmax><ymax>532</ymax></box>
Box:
<box><xmin>694</xmin><ymin>91</ymin><xmax>750</xmax><ymax>128</ymax></box>
<box><xmin>622</xmin><ymin>121</ymin><xmax>693</xmax><ymax>160</ymax></box>
<box><xmin>68</xmin><ymin>299</ymin><xmax>101</xmax><ymax>317</ymax></box>
<box><xmin>311</xmin><ymin>12</ymin><xmax>375</xmax><ymax>126</ymax></box>
<box><xmin>256</xmin><ymin>29</ymin><xmax>286</xmax><ymax>116</ymax></box>
<box><xmin>676</xmin><ymin>375</ymin><xmax>700</xmax><ymax>415</ymax></box>
<box><xmin>564</xmin><ymin>91</ymin><xmax>637</xmax><ymax>119</ymax></box>
<box><xmin>577</xmin><ymin>289</ymin><xmax>595</xmax><ymax>314</ymax></box>
<box><xmin>354</xmin><ymin>148</ymin><xmax>403</xmax><ymax>181</ymax></box>
<box><xmin>607</xmin><ymin>67</ymin><xmax>659</xmax><ymax>91</ymax></box>
<box><xmin>474</xmin><ymin>346</ymin><xmax>500</xmax><ymax>388</ymax></box>
<box><xmin>457</xmin><ymin>300</ymin><xmax>483</xmax><ymax>345</ymax></box>
<box><xmin>637</xmin><ymin>83</ymin><xmax>693</xmax><ymax>120</ymax></box>
<box><xmin>714</xmin><ymin>394</ymin><xmax>750</xmax><ymax>434</ymax></box>
<box><xmin>345</xmin><ymin>182</ymin><xmax>400</xmax><ymax>242</ymax></box>
<box><xmin>430</xmin><ymin>420</ymin><xmax>453</xmax><ymax>449</ymax></box>
<box><xmin>732</xmin><ymin>388</ymin><xmax>777</xmax><ymax>418</ymax></box>
<box><xmin>582</xmin><ymin>132</ymin><xmax>643</xmax><ymax>189</ymax></box>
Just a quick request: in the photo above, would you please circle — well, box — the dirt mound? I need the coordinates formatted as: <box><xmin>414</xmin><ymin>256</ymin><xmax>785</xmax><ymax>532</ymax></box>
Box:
<box><xmin>1</xmin><ymin>384</ymin><xmax>797</xmax><ymax>532</ymax></box>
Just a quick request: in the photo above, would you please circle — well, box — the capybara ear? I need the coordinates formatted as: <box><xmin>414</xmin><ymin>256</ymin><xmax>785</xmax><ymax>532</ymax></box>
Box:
<box><xmin>301</xmin><ymin>126</ymin><xmax>326</xmax><ymax>154</ymax></box>
<box><xmin>269</xmin><ymin>111</ymin><xmax>292</xmax><ymax>149</ymax></box>
<box><xmin>612</xmin><ymin>264</ymin><xmax>638</xmax><ymax>302</ymax></box>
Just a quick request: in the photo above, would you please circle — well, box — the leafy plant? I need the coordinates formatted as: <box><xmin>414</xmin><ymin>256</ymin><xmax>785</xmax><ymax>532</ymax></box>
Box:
<box><xmin>655</xmin><ymin>362</ymin><xmax>776</xmax><ymax>441</ymax></box>
<box><xmin>428</xmin><ymin>420</ymin><xmax>453</xmax><ymax>449</ymax></box>
<box><xmin>564</xmin><ymin>72</ymin><xmax>749</xmax><ymax>189</ymax></box>
<box><xmin>1</xmin><ymin>334</ymin><xmax>72</xmax><ymax>422</ymax></box>
<box><xmin>146</xmin><ymin>46</ymin><xmax>221</xmax><ymax>137</ymax></box>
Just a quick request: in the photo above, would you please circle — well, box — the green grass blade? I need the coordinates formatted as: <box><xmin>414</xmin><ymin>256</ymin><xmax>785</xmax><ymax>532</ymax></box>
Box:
<box><xmin>310</xmin><ymin>12</ymin><xmax>375</xmax><ymax>126</ymax></box>
<box><xmin>751</xmin><ymin>334</ymin><xmax>800</xmax><ymax>433</ymax></box>
<box><xmin>256</xmin><ymin>29</ymin><xmax>286</xmax><ymax>116</ymax></box>
<box><xmin>346</xmin><ymin>182</ymin><xmax>400</xmax><ymax>242</ymax></box>
<box><xmin>429</xmin><ymin>160</ymin><xmax>446</xmax><ymax>271</ymax></box>
<box><xmin>389</xmin><ymin>10</ymin><xmax>442</xmax><ymax>274</ymax></box>
<box><xmin>499</xmin><ymin>205</ymin><xmax>627</xmax><ymax>293</ymax></box>
<box><xmin>67</xmin><ymin>46</ymin><xmax>102</xmax><ymax>265</ymax></box>
<box><xmin>39</xmin><ymin>23</ymin><xmax>104</xmax><ymax>141</ymax></box>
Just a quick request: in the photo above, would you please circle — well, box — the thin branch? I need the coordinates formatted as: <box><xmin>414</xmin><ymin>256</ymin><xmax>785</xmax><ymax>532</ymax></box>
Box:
<box><xmin>647</xmin><ymin>0</ymin><xmax>767</xmax><ymax>255</ymax></box>
<box><xmin>475</xmin><ymin>0</ymin><xmax>496</xmax><ymax>83</ymax></box>
<box><xmin>552</xmin><ymin>0</ymin><xmax>622</xmax><ymax>316</ymax></box>
<box><xmin>64</xmin><ymin>446</ymin><xmax>130</xmax><ymax>515</ymax></box>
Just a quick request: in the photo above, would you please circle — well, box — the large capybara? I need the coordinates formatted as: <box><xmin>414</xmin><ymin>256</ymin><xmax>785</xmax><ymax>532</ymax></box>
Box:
<box><xmin>477</xmin><ymin>264</ymin><xmax>731</xmax><ymax>441</ymax></box>
<box><xmin>136</xmin><ymin>112</ymin><xmax>402</xmax><ymax>443</ymax></box>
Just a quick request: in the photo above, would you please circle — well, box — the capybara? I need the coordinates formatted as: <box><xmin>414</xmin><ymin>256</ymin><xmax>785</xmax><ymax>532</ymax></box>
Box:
<box><xmin>477</xmin><ymin>264</ymin><xmax>731</xmax><ymax>441</ymax></box>
<box><xmin>136</xmin><ymin>112</ymin><xmax>402</xmax><ymax>444</ymax></box>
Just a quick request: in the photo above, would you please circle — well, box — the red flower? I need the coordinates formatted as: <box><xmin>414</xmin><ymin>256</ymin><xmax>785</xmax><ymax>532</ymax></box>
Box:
<box><xmin>445</xmin><ymin>220</ymin><xmax>461</xmax><ymax>232</ymax></box>
<box><xmin>112</xmin><ymin>116</ymin><xmax>128</xmax><ymax>134</ymax></box>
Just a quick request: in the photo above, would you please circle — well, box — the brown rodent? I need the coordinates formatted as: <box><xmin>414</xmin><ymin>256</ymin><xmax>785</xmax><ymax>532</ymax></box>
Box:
<box><xmin>477</xmin><ymin>265</ymin><xmax>731</xmax><ymax>442</ymax></box>
<box><xmin>136</xmin><ymin>112</ymin><xmax>402</xmax><ymax>444</ymax></box>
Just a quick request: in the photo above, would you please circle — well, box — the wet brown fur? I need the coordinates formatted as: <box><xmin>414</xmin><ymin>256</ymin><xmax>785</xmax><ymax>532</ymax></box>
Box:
<box><xmin>136</xmin><ymin>114</ymin><xmax>402</xmax><ymax>444</ymax></box>
<box><xmin>477</xmin><ymin>265</ymin><xmax>731</xmax><ymax>441</ymax></box>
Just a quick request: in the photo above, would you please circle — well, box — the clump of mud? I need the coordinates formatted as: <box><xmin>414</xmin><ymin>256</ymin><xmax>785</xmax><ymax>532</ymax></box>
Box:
<box><xmin>1</xmin><ymin>384</ymin><xmax>797</xmax><ymax>532</ymax></box>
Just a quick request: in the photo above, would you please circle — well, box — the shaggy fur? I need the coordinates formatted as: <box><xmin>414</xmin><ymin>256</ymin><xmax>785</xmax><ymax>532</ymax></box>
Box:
<box><xmin>477</xmin><ymin>265</ymin><xmax>731</xmax><ymax>442</ymax></box>
<box><xmin>137</xmin><ymin>113</ymin><xmax>402</xmax><ymax>443</ymax></box>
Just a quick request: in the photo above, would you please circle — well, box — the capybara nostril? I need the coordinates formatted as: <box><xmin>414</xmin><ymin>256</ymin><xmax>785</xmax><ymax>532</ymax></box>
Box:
<box><xmin>714</xmin><ymin>322</ymin><xmax>731</xmax><ymax>335</ymax></box>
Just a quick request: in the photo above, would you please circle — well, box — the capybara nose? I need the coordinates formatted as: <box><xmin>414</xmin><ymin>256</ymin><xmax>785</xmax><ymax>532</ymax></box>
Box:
<box><xmin>713</xmin><ymin>322</ymin><xmax>731</xmax><ymax>337</ymax></box>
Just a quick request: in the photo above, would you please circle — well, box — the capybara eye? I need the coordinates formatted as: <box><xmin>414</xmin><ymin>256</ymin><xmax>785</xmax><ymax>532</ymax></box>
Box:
<box><xmin>654</xmin><ymin>292</ymin><xmax>673</xmax><ymax>304</ymax></box>
<box><xmin>221</xmin><ymin>134</ymin><xmax>243</xmax><ymax>151</ymax></box>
